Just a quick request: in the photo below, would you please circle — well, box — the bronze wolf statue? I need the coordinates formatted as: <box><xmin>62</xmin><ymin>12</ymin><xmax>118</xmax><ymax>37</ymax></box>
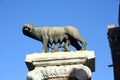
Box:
<box><xmin>22</xmin><ymin>24</ymin><xmax>87</xmax><ymax>53</ymax></box>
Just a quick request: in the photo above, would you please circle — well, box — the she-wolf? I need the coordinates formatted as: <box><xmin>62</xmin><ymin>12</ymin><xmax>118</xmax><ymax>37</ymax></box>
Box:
<box><xmin>22</xmin><ymin>24</ymin><xmax>87</xmax><ymax>53</ymax></box>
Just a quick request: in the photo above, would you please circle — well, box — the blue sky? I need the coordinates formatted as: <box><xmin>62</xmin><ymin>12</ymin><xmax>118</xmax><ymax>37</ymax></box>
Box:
<box><xmin>0</xmin><ymin>0</ymin><xmax>119</xmax><ymax>80</ymax></box>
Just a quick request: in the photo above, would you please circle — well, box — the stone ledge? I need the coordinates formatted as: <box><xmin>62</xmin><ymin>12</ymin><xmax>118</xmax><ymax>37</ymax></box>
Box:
<box><xmin>25</xmin><ymin>51</ymin><xmax>95</xmax><ymax>72</ymax></box>
<box><xmin>25</xmin><ymin>51</ymin><xmax>95</xmax><ymax>62</ymax></box>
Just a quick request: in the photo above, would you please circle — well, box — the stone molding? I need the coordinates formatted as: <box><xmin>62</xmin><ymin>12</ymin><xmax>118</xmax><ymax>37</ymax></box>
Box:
<box><xmin>27</xmin><ymin>64</ymin><xmax>91</xmax><ymax>80</ymax></box>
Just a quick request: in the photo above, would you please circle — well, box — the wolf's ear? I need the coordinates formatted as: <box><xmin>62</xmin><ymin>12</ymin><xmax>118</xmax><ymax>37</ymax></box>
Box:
<box><xmin>30</xmin><ymin>24</ymin><xmax>34</xmax><ymax>27</ymax></box>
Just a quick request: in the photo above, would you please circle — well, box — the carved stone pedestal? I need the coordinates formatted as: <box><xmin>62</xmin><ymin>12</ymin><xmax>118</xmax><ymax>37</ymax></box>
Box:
<box><xmin>25</xmin><ymin>51</ymin><xmax>95</xmax><ymax>80</ymax></box>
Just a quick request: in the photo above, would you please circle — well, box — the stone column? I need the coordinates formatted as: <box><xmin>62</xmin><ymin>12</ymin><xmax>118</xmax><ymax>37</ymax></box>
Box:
<box><xmin>25</xmin><ymin>51</ymin><xmax>95</xmax><ymax>80</ymax></box>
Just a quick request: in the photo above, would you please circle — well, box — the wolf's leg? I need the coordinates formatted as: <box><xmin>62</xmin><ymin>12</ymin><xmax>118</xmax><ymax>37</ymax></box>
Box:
<box><xmin>43</xmin><ymin>37</ymin><xmax>49</xmax><ymax>53</ymax></box>
<box><xmin>77</xmin><ymin>37</ymin><xmax>87</xmax><ymax>50</ymax></box>
<box><xmin>70</xmin><ymin>39</ymin><xmax>82</xmax><ymax>50</ymax></box>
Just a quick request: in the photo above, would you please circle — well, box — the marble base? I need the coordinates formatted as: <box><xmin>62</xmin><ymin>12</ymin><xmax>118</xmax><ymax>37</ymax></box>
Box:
<box><xmin>25</xmin><ymin>51</ymin><xmax>95</xmax><ymax>80</ymax></box>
